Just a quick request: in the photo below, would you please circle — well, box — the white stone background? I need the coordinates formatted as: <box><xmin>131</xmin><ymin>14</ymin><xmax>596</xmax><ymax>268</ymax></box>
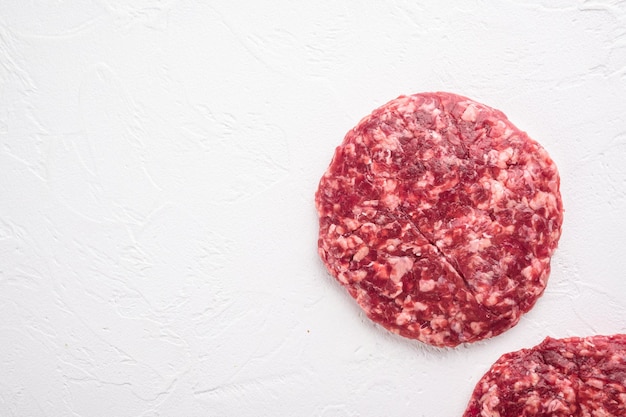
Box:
<box><xmin>1</xmin><ymin>1</ymin><xmax>626</xmax><ymax>416</ymax></box>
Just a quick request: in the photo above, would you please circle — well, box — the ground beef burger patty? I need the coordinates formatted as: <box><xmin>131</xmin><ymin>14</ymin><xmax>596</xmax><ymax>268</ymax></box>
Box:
<box><xmin>315</xmin><ymin>92</ymin><xmax>563</xmax><ymax>347</ymax></box>
<box><xmin>463</xmin><ymin>334</ymin><xmax>626</xmax><ymax>417</ymax></box>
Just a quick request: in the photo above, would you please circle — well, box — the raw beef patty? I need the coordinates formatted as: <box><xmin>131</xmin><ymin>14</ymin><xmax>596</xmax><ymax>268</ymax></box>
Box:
<box><xmin>463</xmin><ymin>334</ymin><xmax>626</xmax><ymax>416</ymax></box>
<box><xmin>315</xmin><ymin>92</ymin><xmax>563</xmax><ymax>347</ymax></box>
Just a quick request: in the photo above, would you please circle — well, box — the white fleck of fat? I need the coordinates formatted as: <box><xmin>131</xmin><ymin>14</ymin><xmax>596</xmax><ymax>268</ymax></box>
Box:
<box><xmin>468</xmin><ymin>237</ymin><xmax>492</xmax><ymax>253</ymax></box>
<box><xmin>419</xmin><ymin>279</ymin><xmax>436</xmax><ymax>292</ymax></box>
<box><xmin>490</xmin><ymin>180</ymin><xmax>506</xmax><ymax>202</ymax></box>
<box><xmin>470</xmin><ymin>322</ymin><xmax>484</xmax><ymax>334</ymax></box>
<box><xmin>362</xmin><ymin>200</ymin><xmax>379</xmax><ymax>206</ymax></box>
<box><xmin>483</xmin><ymin>291</ymin><xmax>502</xmax><ymax>307</ymax></box>
<box><xmin>383</xmin><ymin>178</ymin><xmax>397</xmax><ymax>192</ymax></box>
<box><xmin>383</xmin><ymin>238</ymin><xmax>402</xmax><ymax>251</ymax></box>
<box><xmin>388</xmin><ymin>256</ymin><xmax>414</xmax><ymax>282</ymax></box>
<box><xmin>433</xmin><ymin>111</ymin><xmax>446</xmax><ymax>130</ymax></box>
<box><xmin>356</xmin><ymin>206</ymin><xmax>377</xmax><ymax>218</ymax></box>
<box><xmin>450</xmin><ymin>320</ymin><xmax>463</xmax><ymax>334</ymax></box>
<box><xmin>352</xmin><ymin>246</ymin><xmax>369</xmax><ymax>262</ymax></box>
<box><xmin>336</xmin><ymin>236</ymin><xmax>349</xmax><ymax>250</ymax></box>
<box><xmin>521</xmin><ymin>264</ymin><xmax>534</xmax><ymax>280</ymax></box>
<box><xmin>430</xmin><ymin>316</ymin><xmax>448</xmax><ymax>329</ymax></box>
<box><xmin>585</xmin><ymin>378</ymin><xmax>604</xmax><ymax>390</ymax></box>
<box><xmin>545</xmin><ymin>399</ymin><xmax>568</xmax><ymax>413</ymax></box>
<box><xmin>528</xmin><ymin>192</ymin><xmax>547</xmax><ymax>211</ymax></box>
<box><xmin>374</xmin><ymin>128</ymin><xmax>400</xmax><ymax>151</ymax></box>
<box><xmin>382</xmin><ymin>193</ymin><xmax>401</xmax><ymax>210</ymax></box>
<box><xmin>529</xmin><ymin>191</ymin><xmax>556</xmax><ymax>211</ymax></box>
<box><xmin>397</xmin><ymin>99</ymin><xmax>417</xmax><ymax>114</ymax></box>
<box><xmin>395</xmin><ymin>311</ymin><xmax>412</xmax><ymax>326</ymax></box>
<box><xmin>353</xmin><ymin>223</ymin><xmax>373</xmax><ymax>236</ymax></box>
<box><xmin>521</xmin><ymin>258</ymin><xmax>543</xmax><ymax>281</ymax></box>
<box><xmin>387</xmin><ymin>283</ymin><xmax>403</xmax><ymax>298</ymax></box>
<box><xmin>502</xmin><ymin>225</ymin><xmax>515</xmax><ymax>234</ymax></box>
<box><xmin>526</xmin><ymin>393</ymin><xmax>541</xmax><ymax>409</ymax></box>
<box><xmin>346</xmin><ymin>235</ymin><xmax>363</xmax><ymax>249</ymax></box>
<box><xmin>497</xmin><ymin>147</ymin><xmax>515</xmax><ymax>168</ymax></box>
<box><xmin>416</xmin><ymin>171</ymin><xmax>434</xmax><ymax>188</ymax></box>
<box><xmin>355</xmin><ymin>287</ymin><xmax>370</xmax><ymax>305</ymax></box>
<box><xmin>513</xmin><ymin>380</ymin><xmax>528</xmax><ymax>390</ymax></box>
<box><xmin>349</xmin><ymin>270</ymin><xmax>367</xmax><ymax>283</ymax></box>
<box><xmin>413</xmin><ymin>301</ymin><xmax>428</xmax><ymax>311</ymax></box>
<box><xmin>461</xmin><ymin>104</ymin><xmax>478</xmax><ymax>122</ymax></box>
<box><xmin>485</xmin><ymin>392</ymin><xmax>501</xmax><ymax>409</ymax></box>
<box><xmin>436</xmin><ymin>237</ymin><xmax>452</xmax><ymax>247</ymax></box>
<box><xmin>421</xmin><ymin>148</ymin><xmax>435</xmax><ymax>160</ymax></box>
<box><xmin>343</xmin><ymin>218</ymin><xmax>360</xmax><ymax>231</ymax></box>
<box><xmin>400</xmin><ymin>243</ymin><xmax>422</xmax><ymax>257</ymax></box>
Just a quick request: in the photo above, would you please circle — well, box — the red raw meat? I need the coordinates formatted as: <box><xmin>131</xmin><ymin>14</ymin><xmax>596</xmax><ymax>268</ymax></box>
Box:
<box><xmin>315</xmin><ymin>92</ymin><xmax>563</xmax><ymax>346</ymax></box>
<box><xmin>463</xmin><ymin>334</ymin><xmax>626</xmax><ymax>417</ymax></box>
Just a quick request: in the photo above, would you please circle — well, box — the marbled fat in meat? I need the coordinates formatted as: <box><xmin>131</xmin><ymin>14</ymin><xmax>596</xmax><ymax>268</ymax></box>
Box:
<box><xmin>315</xmin><ymin>92</ymin><xmax>563</xmax><ymax>347</ymax></box>
<box><xmin>463</xmin><ymin>334</ymin><xmax>626</xmax><ymax>417</ymax></box>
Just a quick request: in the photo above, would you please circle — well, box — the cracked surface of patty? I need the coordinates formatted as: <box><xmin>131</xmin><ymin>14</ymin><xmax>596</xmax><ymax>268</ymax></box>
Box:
<box><xmin>315</xmin><ymin>92</ymin><xmax>563</xmax><ymax>347</ymax></box>
<box><xmin>463</xmin><ymin>335</ymin><xmax>626</xmax><ymax>417</ymax></box>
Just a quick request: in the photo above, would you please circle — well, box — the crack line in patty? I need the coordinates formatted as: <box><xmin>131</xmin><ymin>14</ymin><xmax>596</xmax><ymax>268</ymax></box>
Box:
<box><xmin>351</xmin><ymin>114</ymin><xmax>517</xmax><ymax>316</ymax></box>
<box><xmin>353</xmin><ymin>131</ymin><xmax>500</xmax><ymax>316</ymax></box>
<box><xmin>397</xmin><ymin>210</ymin><xmax>471</xmax><ymax>291</ymax></box>
<box><xmin>395</xmin><ymin>208</ymin><xmax>500</xmax><ymax>318</ymax></box>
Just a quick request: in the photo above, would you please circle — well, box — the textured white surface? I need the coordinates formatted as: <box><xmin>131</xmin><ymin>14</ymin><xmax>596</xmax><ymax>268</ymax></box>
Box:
<box><xmin>1</xmin><ymin>1</ymin><xmax>626</xmax><ymax>416</ymax></box>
